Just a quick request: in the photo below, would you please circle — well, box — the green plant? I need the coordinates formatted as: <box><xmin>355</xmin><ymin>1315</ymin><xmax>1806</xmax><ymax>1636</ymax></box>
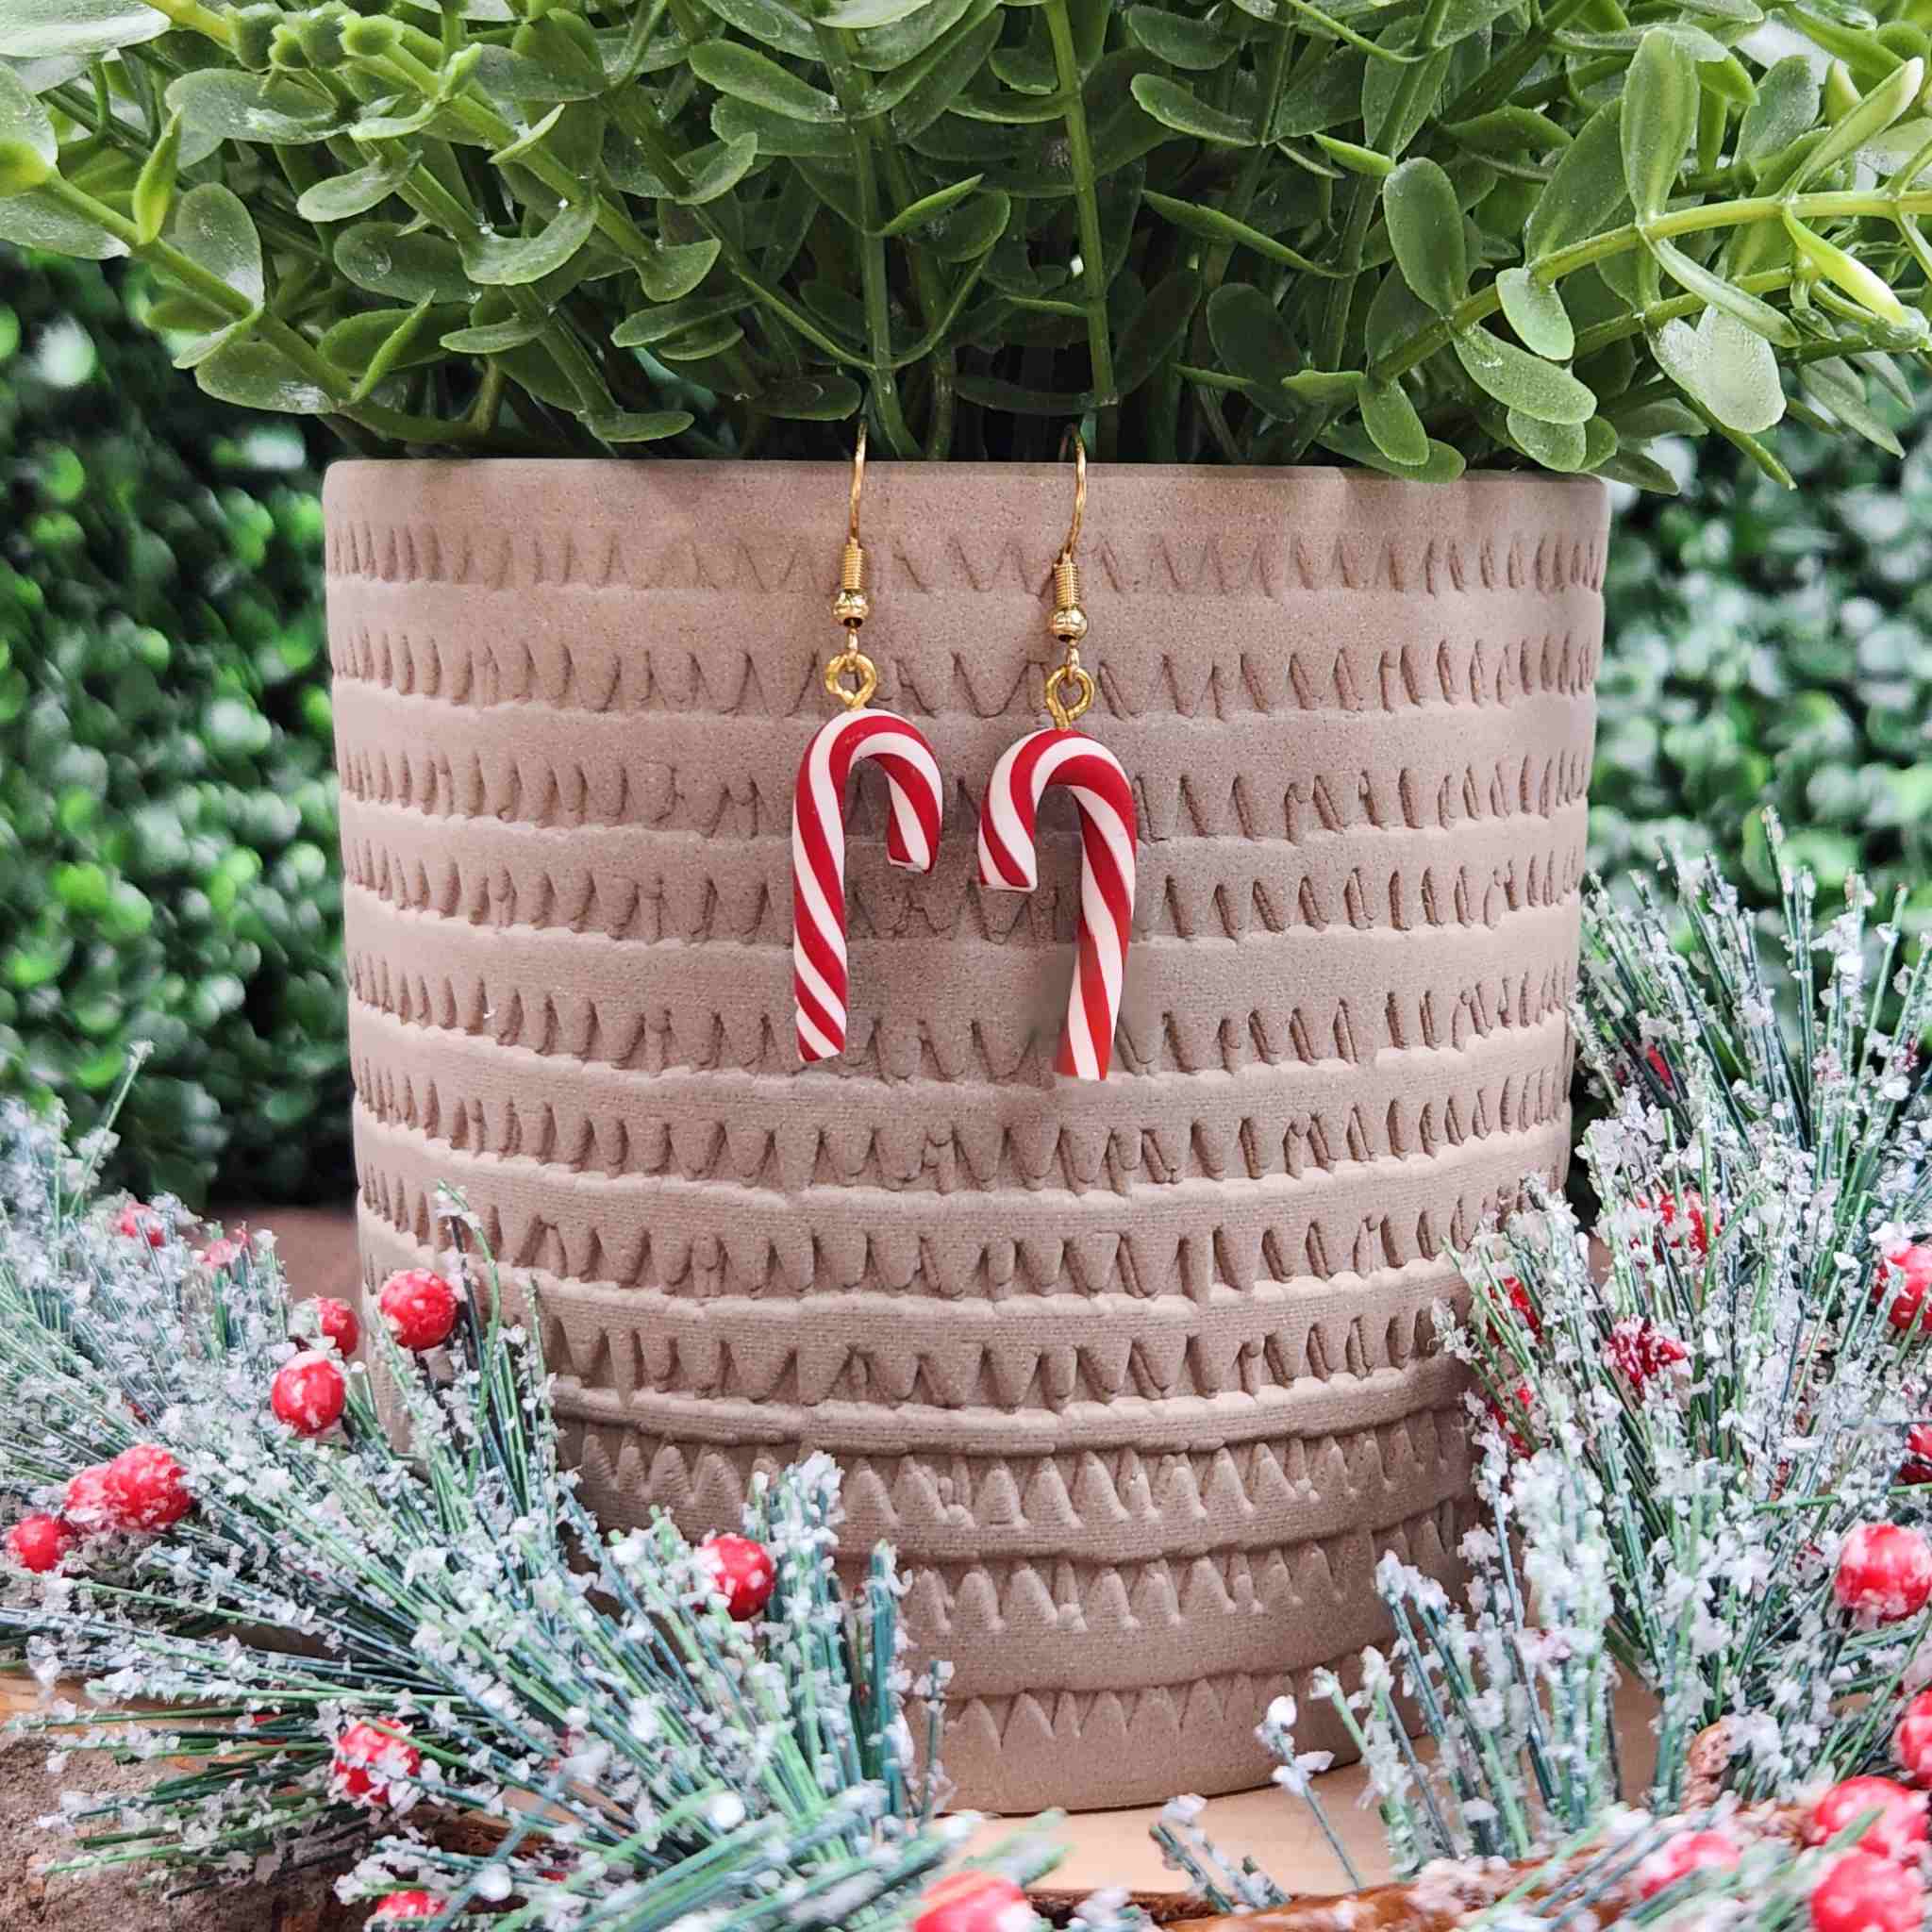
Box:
<box><xmin>1593</xmin><ymin>399</ymin><xmax>1932</xmax><ymax>924</ymax></box>
<box><xmin>6</xmin><ymin>0</ymin><xmax>1932</xmax><ymax>473</ymax></box>
<box><xmin>0</xmin><ymin>246</ymin><xmax>346</xmax><ymax>1206</ymax></box>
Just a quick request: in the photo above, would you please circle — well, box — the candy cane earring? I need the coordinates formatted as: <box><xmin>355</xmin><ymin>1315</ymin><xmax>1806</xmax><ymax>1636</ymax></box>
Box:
<box><xmin>791</xmin><ymin>426</ymin><xmax>945</xmax><ymax>1065</ymax></box>
<box><xmin>975</xmin><ymin>434</ymin><xmax>1139</xmax><ymax>1081</ymax></box>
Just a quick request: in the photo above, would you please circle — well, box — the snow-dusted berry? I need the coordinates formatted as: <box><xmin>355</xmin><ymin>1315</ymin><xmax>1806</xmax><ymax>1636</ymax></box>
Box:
<box><xmin>1654</xmin><ymin>1189</ymin><xmax>1715</xmax><ymax>1257</ymax></box>
<box><xmin>1635</xmin><ymin>1827</ymin><xmax>1740</xmax><ymax>1898</ymax></box>
<box><xmin>1835</xmin><ymin>1525</ymin><xmax>1932</xmax><ymax>1624</ymax></box>
<box><xmin>200</xmin><ymin>1235</ymin><xmax>245</xmax><ymax>1272</ymax></box>
<box><xmin>297</xmin><ymin>1296</ymin><xmax>360</xmax><ymax>1356</ymax></box>
<box><xmin>1810</xmin><ymin>1849</ymin><xmax>1924</xmax><ymax>1932</ymax></box>
<box><xmin>270</xmin><ymin>1351</ymin><xmax>346</xmax><ymax>1437</ymax></box>
<box><xmin>1607</xmin><ymin>1317</ymin><xmax>1690</xmax><ymax>1396</ymax></box>
<box><xmin>1895</xmin><ymin>1690</ymin><xmax>1932</xmax><ymax>1785</ymax></box>
<box><xmin>330</xmin><ymin>1719</ymin><xmax>421</xmax><ymax>1807</ymax></box>
<box><xmin>62</xmin><ymin>1463</ymin><xmax>115</xmax><ymax>1535</ymax></box>
<box><xmin>102</xmin><ymin>1443</ymin><xmax>192</xmax><ymax>1532</ymax></box>
<box><xmin>1902</xmin><ymin>1424</ymin><xmax>1932</xmax><ymax>1487</ymax></box>
<box><xmin>1483</xmin><ymin>1381</ymin><xmax>1535</xmax><ymax>1457</ymax></box>
<box><xmin>5</xmin><ymin>1512</ymin><xmax>75</xmax><ymax>1574</ymax></box>
<box><xmin>696</xmin><ymin>1533</ymin><xmax>776</xmax><ymax>1621</ymax></box>
<box><xmin>1885</xmin><ymin>1244</ymin><xmax>1932</xmax><ymax>1335</ymax></box>
<box><xmin>910</xmin><ymin>1871</ymin><xmax>1037</xmax><ymax>1932</ymax></box>
<box><xmin>368</xmin><ymin>1893</ymin><xmax>442</xmax><ymax>1924</ymax></box>
<box><xmin>116</xmin><ymin>1201</ymin><xmax>166</xmax><ymax>1247</ymax></box>
<box><xmin>1807</xmin><ymin>1775</ymin><xmax>1929</xmax><ymax>1862</ymax></box>
<box><xmin>1480</xmin><ymin>1274</ymin><xmax>1541</xmax><ymax>1349</ymax></box>
<box><xmin>377</xmin><ymin>1270</ymin><xmax>458</xmax><ymax>1352</ymax></box>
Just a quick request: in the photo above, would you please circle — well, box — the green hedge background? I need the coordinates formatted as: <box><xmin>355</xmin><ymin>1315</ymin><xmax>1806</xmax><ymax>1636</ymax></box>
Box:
<box><xmin>0</xmin><ymin>249</ymin><xmax>347</xmax><ymax>1207</ymax></box>
<box><xmin>2</xmin><ymin>246</ymin><xmax>1926</xmax><ymax>1204</ymax></box>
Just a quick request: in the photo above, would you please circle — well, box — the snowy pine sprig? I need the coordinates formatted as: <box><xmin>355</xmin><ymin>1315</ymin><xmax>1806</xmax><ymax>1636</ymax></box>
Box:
<box><xmin>0</xmin><ymin>1096</ymin><xmax>1058</xmax><ymax>1929</ymax></box>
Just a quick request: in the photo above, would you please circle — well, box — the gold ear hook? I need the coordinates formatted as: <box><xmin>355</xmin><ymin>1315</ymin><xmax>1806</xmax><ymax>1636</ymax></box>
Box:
<box><xmin>826</xmin><ymin>425</ymin><xmax>878</xmax><ymax>710</ymax></box>
<box><xmin>1045</xmin><ymin>427</ymin><xmax>1094</xmax><ymax>729</ymax></box>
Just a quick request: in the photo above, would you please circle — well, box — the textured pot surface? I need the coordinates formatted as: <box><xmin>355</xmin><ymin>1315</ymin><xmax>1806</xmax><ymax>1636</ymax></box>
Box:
<box><xmin>327</xmin><ymin>458</ymin><xmax>1606</xmax><ymax>1811</ymax></box>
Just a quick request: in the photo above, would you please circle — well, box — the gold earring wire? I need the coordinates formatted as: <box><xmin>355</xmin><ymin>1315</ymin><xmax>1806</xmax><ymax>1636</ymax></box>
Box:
<box><xmin>1044</xmin><ymin>428</ymin><xmax>1095</xmax><ymax>730</ymax></box>
<box><xmin>824</xmin><ymin>425</ymin><xmax>879</xmax><ymax>710</ymax></box>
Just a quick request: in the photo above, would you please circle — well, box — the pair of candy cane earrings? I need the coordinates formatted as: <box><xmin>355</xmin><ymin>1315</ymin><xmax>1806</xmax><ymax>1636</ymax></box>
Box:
<box><xmin>791</xmin><ymin>430</ymin><xmax>1139</xmax><ymax>1081</ymax></box>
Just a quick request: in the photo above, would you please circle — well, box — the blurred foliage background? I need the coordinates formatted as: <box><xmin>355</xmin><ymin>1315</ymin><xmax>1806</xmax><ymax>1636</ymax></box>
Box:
<box><xmin>2</xmin><ymin>243</ymin><xmax>1927</xmax><ymax>1203</ymax></box>
<box><xmin>0</xmin><ymin>244</ymin><xmax>347</xmax><ymax>1207</ymax></box>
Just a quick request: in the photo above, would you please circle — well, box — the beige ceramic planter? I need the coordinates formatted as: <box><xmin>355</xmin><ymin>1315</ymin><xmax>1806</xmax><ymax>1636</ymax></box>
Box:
<box><xmin>326</xmin><ymin>458</ymin><xmax>1606</xmax><ymax>1812</ymax></box>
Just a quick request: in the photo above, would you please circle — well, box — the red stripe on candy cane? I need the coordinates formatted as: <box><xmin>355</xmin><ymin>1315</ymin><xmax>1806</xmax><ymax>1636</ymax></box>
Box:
<box><xmin>975</xmin><ymin>727</ymin><xmax>1138</xmax><ymax>1080</ymax></box>
<box><xmin>791</xmin><ymin>708</ymin><xmax>944</xmax><ymax>1064</ymax></box>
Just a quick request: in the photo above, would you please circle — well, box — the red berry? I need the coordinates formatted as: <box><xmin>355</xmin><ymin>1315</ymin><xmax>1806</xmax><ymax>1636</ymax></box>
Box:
<box><xmin>696</xmin><ymin>1533</ymin><xmax>776</xmax><ymax>1622</ymax></box>
<box><xmin>301</xmin><ymin>1297</ymin><xmax>360</xmax><ymax>1357</ymax></box>
<box><xmin>1808</xmin><ymin>1776</ymin><xmax>1930</xmax><ymax>1863</ymax></box>
<box><xmin>271</xmin><ymin>1352</ymin><xmax>347</xmax><ymax>1437</ymax></box>
<box><xmin>1645</xmin><ymin>1044</ymin><xmax>1674</xmax><ymax>1090</ymax></box>
<box><xmin>1479</xmin><ymin>1274</ymin><xmax>1541</xmax><ymax>1350</ymax></box>
<box><xmin>1607</xmin><ymin>1317</ymin><xmax>1690</xmax><ymax>1396</ymax></box>
<box><xmin>1811</xmin><ymin>1850</ymin><xmax>1925</xmax><ymax>1932</ymax></box>
<box><xmin>1837</xmin><ymin>1525</ymin><xmax>1932</xmax><ymax>1624</ymax></box>
<box><xmin>1903</xmin><ymin>1425</ymin><xmax>1932</xmax><ymax>1486</ymax></box>
<box><xmin>1896</xmin><ymin>1691</ymin><xmax>1932</xmax><ymax>1785</ymax></box>
<box><xmin>376</xmin><ymin>1270</ymin><xmax>459</xmax><ymax>1352</ymax></box>
<box><xmin>116</xmin><ymin>1202</ymin><xmax>166</xmax><ymax>1247</ymax></box>
<box><xmin>102</xmin><ymin>1443</ymin><xmax>192</xmax><ymax>1532</ymax></box>
<box><xmin>5</xmin><ymin>1513</ymin><xmax>75</xmax><ymax>1574</ymax></box>
<box><xmin>200</xmin><ymin>1236</ymin><xmax>245</xmax><ymax>1272</ymax></box>
<box><xmin>330</xmin><ymin>1719</ymin><xmax>421</xmax><ymax>1807</ymax></box>
<box><xmin>911</xmin><ymin>1872</ymin><xmax>1037</xmax><ymax>1932</ymax></box>
<box><xmin>368</xmin><ymin>1893</ymin><xmax>442</xmax><ymax>1924</ymax></box>
<box><xmin>1887</xmin><ymin>1246</ymin><xmax>1932</xmax><ymax>1336</ymax></box>
<box><xmin>62</xmin><ymin>1464</ymin><xmax>115</xmax><ymax>1535</ymax></box>
<box><xmin>1635</xmin><ymin>1828</ymin><xmax>1740</xmax><ymax>1900</ymax></box>
<box><xmin>1482</xmin><ymin>1381</ymin><xmax>1536</xmax><ymax>1457</ymax></box>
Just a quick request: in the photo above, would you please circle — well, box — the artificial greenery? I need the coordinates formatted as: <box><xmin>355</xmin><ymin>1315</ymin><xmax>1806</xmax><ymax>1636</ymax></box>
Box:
<box><xmin>0</xmin><ymin>246</ymin><xmax>348</xmax><ymax>1207</ymax></box>
<box><xmin>7</xmin><ymin>0</ymin><xmax>1932</xmax><ymax>472</ymax></box>
<box><xmin>1594</xmin><ymin>396</ymin><xmax>1932</xmax><ymax>929</ymax></box>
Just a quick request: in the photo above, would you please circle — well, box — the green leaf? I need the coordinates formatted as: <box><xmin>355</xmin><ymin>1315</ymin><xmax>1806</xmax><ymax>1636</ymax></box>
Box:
<box><xmin>0</xmin><ymin>0</ymin><xmax>167</xmax><ymax>60</ymax></box>
<box><xmin>693</xmin><ymin>0</ymin><xmax>817</xmax><ymax>59</ymax></box>
<box><xmin>1599</xmin><ymin>446</ymin><xmax>1681</xmax><ymax>491</ymax></box>
<box><xmin>1359</xmin><ymin>376</ymin><xmax>1428</xmax><ymax>465</ymax></box>
<box><xmin>1496</xmin><ymin>266</ymin><xmax>1574</xmax><ymax>358</ymax></box>
<box><xmin>585</xmin><ymin>408</ymin><xmax>695</xmax><ymax>442</ymax></box>
<box><xmin>1648</xmin><ymin>237</ymin><xmax>1799</xmax><ymax>345</ymax></box>
<box><xmin>1128</xmin><ymin>73</ymin><xmax>1256</xmax><ymax>145</ymax></box>
<box><xmin>460</xmin><ymin>200</ymin><xmax>596</xmax><ymax>287</ymax></box>
<box><xmin>1740</xmin><ymin>56</ymin><xmax>1820</xmax><ymax>162</ymax></box>
<box><xmin>1207</xmin><ymin>282</ymin><xmax>1297</xmax><ymax>386</ymax></box>
<box><xmin>749</xmin><ymin>373</ymin><xmax>865</xmax><ymax>418</ymax></box>
<box><xmin>1141</xmin><ymin>188</ymin><xmax>1336</xmax><ymax>275</ymax></box>
<box><xmin>1783</xmin><ymin>211</ymin><xmax>1917</xmax><ymax>328</ymax></box>
<box><xmin>611</xmin><ymin>292</ymin><xmax>746</xmax><ymax>347</ymax></box>
<box><xmin>1124</xmin><ymin>6</ymin><xmax>1238</xmax><ymax>69</ymax></box>
<box><xmin>1311</xmin><ymin>133</ymin><xmax>1392</xmax><ymax>176</ymax></box>
<box><xmin>440</xmin><ymin>315</ymin><xmax>545</xmax><ymax>353</ymax></box>
<box><xmin>0</xmin><ymin>62</ymin><xmax>56</xmax><ymax>176</ymax></box>
<box><xmin>295</xmin><ymin>149</ymin><xmax>419</xmax><ymax>224</ymax></box>
<box><xmin>876</xmin><ymin>173</ymin><xmax>984</xmax><ymax>236</ymax></box>
<box><xmin>922</xmin><ymin>187</ymin><xmax>1009</xmax><ymax>259</ymax></box>
<box><xmin>165</xmin><ymin>70</ymin><xmax>343</xmax><ymax>145</ymax></box>
<box><xmin>1113</xmin><ymin>268</ymin><xmax>1201</xmax><ymax>395</ymax></box>
<box><xmin>1652</xmin><ymin>305</ymin><xmax>1784</xmax><ymax>432</ymax></box>
<box><xmin>1318</xmin><ymin>422</ymin><xmax>1466</xmax><ymax>479</ymax></box>
<box><xmin>1799</xmin><ymin>357</ymin><xmax>1904</xmax><ymax>455</ymax></box>
<box><xmin>821</xmin><ymin>0</ymin><xmax>930</xmax><ymax>26</ymax></box>
<box><xmin>675</xmin><ymin>134</ymin><xmax>760</xmax><ymax>204</ymax></box>
<box><xmin>1382</xmin><ymin>158</ymin><xmax>1466</xmax><ymax>314</ymax></box>
<box><xmin>194</xmin><ymin>336</ymin><xmax>333</xmax><ymax>414</ymax></box>
<box><xmin>1507</xmin><ymin>408</ymin><xmax>1588</xmax><ymax>470</ymax></box>
<box><xmin>1620</xmin><ymin>28</ymin><xmax>1697</xmax><ymax>219</ymax></box>
<box><xmin>168</xmin><ymin>183</ymin><xmax>263</xmax><ymax>310</ymax></box>
<box><xmin>1362</xmin><ymin>30</ymin><xmax>1449</xmax><ymax>158</ymax></box>
<box><xmin>711</xmin><ymin>97</ymin><xmax>849</xmax><ymax>158</ymax></box>
<box><xmin>131</xmin><ymin>107</ymin><xmax>182</xmax><ymax>246</ymax></box>
<box><xmin>640</xmin><ymin>235</ymin><xmax>724</xmax><ymax>301</ymax></box>
<box><xmin>689</xmin><ymin>41</ymin><xmax>840</xmax><ymax>122</ymax></box>
<box><xmin>336</xmin><ymin>222</ymin><xmax>479</xmax><ymax>303</ymax></box>
<box><xmin>1793</xmin><ymin>55</ymin><xmax>1924</xmax><ymax>188</ymax></box>
<box><xmin>1526</xmin><ymin>101</ymin><xmax>1624</xmax><ymax>260</ymax></box>
<box><xmin>0</xmin><ymin>184</ymin><xmax>125</xmax><ymax>256</ymax></box>
<box><xmin>1443</xmin><ymin>106</ymin><xmax>1570</xmax><ymax>156</ymax></box>
<box><xmin>318</xmin><ymin>300</ymin><xmax>449</xmax><ymax>386</ymax></box>
<box><xmin>1452</xmin><ymin>327</ymin><xmax>1596</xmax><ymax>423</ymax></box>
<box><xmin>657</xmin><ymin>315</ymin><xmax>743</xmax><ymax>360</ymax></box>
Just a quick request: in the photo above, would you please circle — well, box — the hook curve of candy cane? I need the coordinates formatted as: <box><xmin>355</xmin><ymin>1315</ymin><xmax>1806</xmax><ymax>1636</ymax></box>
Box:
<box><xmin>976</xmin><ymin>726</ymin><xmax>1138</xmax><ymax>1080</ymax></box>
<box><xmin>792</xmin><ymin>708</ymin><xmax>944</xmax><ymax>1064</ymax></box>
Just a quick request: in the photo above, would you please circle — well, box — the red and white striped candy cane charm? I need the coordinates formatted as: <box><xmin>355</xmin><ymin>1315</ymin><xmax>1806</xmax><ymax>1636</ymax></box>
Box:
<box><xmin>977</xmin><ymin>726</ymin><xmax>1137</xmax><ymax>1080</ymax></box>
<box><xmin>792</xmin><ymin>707</ymin><xmax>943</xmax><ymax>1063</ymax></box>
